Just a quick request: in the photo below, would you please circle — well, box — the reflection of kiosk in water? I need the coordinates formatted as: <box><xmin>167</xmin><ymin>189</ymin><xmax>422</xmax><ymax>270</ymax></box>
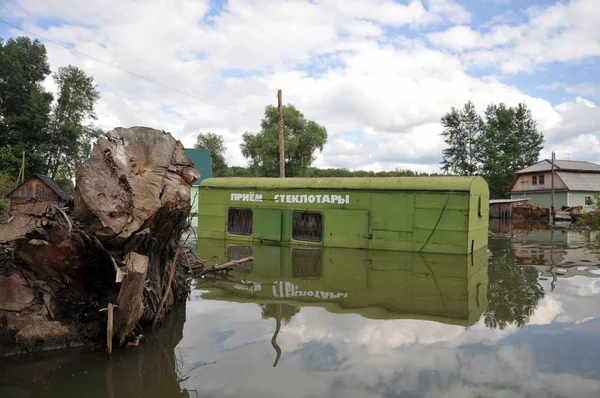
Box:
<box><xmin>196</xmin><ymin>239</ymin><xmax>489</xmax><ymax>327</ymax></box>
<box><xmin>197</xmin><ymin>177</ymin><xmax>489</xmax><ymax>255</ymax></box>
<box><xmin>198</xmin><ymin>239</ymin><xmax>489</xmax><ymax>367</ymax></box>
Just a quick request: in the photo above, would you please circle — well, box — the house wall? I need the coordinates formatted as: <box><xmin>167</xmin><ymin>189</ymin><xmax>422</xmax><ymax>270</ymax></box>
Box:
<box><xmin>568</xmin><ymin>192</ymin><xmax>598</xmax><ymax>212</ymax></box>
<box><xmin>8</xmin><ymin>177</ymin><xmax>61</xmax><ymax>205</ymax></box>
<box><xmin>511</xmin><ymin>172</ymin><xmax>567</xmax><ymax>192</ymax></box>
<box><xmin>510</xmin><ymin>191</ymin><xmax>569</xmax><ymax>209</ymax></box>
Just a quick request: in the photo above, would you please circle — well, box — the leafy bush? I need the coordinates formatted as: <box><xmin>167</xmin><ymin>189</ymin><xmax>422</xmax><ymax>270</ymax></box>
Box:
<box><xmin>0</xmin><ymin>171</ymin><xmax>15</xmax><ymax>197</ymax></box>
<box><xmin>579</xmin><ymin>193</ymin><xmax>600</xmax><ymax>228</ymax></box>
<box><xmin>54</xmin><ymin>177</ymin><xmax>75</xmax><ymax>196</ymax></box>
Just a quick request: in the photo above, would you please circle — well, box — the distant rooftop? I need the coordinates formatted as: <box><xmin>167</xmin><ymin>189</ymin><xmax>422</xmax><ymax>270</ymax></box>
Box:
<box><xmin>516</xmin><ymin>160</ymin><xmax>600</xmax><ymax>174</ymax></box>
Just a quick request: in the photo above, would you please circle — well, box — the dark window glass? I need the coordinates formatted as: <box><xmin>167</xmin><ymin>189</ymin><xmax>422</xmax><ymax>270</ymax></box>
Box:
<box><xmin>585</xmin><ymin>196</ymin><xmax>593</xmax><ymax>206</ymax></box>
<box><xmin>292</xmin><ymin>212</ymin><xmax>323</xmax><ymax>242</ymax></box>
<box><xmin>292</xmin><ymin>249</ymin><xmax>323</xmax><ymax>278</ymax></box>
<box><xmin>532</xmin><ymin>176</ymin><xmax>537</xmax><ymax>185</ymax></box>
<box><xmin>539</xmin><ymin>175</ymin><xmax>545</xmax><ymax>184</ymax></box>
<box><xmin>228</xmin><ymin>208</ymin><xmax>252</xmax><ymax>235</ymax></box>
<box><xmin>227</xmin><ymin>245</ymin><xmax>253</xmax><ymax>271</ymax></box>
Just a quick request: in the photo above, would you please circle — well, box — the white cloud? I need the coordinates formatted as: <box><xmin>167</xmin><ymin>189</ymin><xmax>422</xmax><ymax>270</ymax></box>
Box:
<box><xmin>427</xmin><ymin>24</ymin><xmax>521</xmax><ymax>51</ymax></box>
<box><xmin>1</xmin><ymin>0</ymin><xmax>599</xmax><ymax>172</ymax></box>
<box><xmin>428</xmin><ymin>0</ymin><xmax>600</xmax><ymax>73</ymax></box>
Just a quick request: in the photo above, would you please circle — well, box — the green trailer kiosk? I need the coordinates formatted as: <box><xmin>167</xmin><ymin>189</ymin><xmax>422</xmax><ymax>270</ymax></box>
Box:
<box><xmin>197</xmin><ymin>176</ymin><xmax>489</xmax><ymax>254</ymax></box>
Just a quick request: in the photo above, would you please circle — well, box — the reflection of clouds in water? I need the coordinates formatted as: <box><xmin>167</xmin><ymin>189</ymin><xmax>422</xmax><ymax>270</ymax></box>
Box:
<box><xmin>528</xmin><ymin>296</ymin><xmax>562</xmax><ymax>325</ymax></box>
<box><xmin>544</xmin><ymin>276</ymin><xmax>600</xmax><ymax>324</ymax></box>
<box><xmin>576</xmin><ymin>279</ymin><xmax>600</xmax><ymax>297</ymax></box>
<box><xmin>280</xmin><ymin>308</ymin><xmax>517</xmax><ymax>355</ymax></box>
<box><xmin>177</xmin><ymin>286</ymin><xmax>600</xmax><ymax>398</ymax></box>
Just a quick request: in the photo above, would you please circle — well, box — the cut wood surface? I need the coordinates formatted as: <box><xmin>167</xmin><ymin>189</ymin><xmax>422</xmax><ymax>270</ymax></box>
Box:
<box><xmin>113</xmin><ymin>252</ymin><xmax>149</xmax><ymax>343</ymax></box>
<box><xmin>0</xmin><ymin>126</ymin><xmax>199</xmax><ymax>356</ymax></box>
<box><xmin>72</xmin><ymin>126</ymin><xmax>199</xmax><ymax>246</ymax></box>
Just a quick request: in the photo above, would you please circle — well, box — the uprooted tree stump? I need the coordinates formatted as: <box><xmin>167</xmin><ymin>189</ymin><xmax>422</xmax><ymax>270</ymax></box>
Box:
<box><xmin>0</xmin><ymin>126</ymin><xmax>200</xmax><ymax>356</ymax></box>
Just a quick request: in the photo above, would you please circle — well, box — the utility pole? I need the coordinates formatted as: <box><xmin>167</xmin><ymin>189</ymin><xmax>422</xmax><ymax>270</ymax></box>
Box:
<box><xmin>550</xmin><ymin>151</ymin><xmax>555</xmax><ymax>225</ymax></box>
<box><xmin>14</xmin><ymin>151</ymin><xmax>25</xmax><ymax>188</ymax></box>
<box><xmin>278</xmin><ymin>89</ymin><xmax>285</xmax><ymax>178</ymax></box>
<box><xmin>21</xmin><ymin>151</ymin><xmax>25</xmax><ymax>183</ymax></box>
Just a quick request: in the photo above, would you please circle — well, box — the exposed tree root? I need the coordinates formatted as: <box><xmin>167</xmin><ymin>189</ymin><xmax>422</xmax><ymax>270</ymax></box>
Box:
<box><xmin>0</xmin><ymin>126</ymin><xmax>200</xmax><ymax>357</ymax></box>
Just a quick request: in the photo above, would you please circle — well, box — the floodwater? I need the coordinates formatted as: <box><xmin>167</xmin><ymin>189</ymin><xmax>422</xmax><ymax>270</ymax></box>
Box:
<box><xmin>3</xmin><ymin>224</ymin><xmax>600</xmax><ymax>398</ymax></box>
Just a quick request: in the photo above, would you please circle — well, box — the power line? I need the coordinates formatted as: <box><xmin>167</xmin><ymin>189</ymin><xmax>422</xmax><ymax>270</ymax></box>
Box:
<box><xmin>0</xmin><ymin>19</ymin><xmax>252</xmax><ymax>117</ymax></box>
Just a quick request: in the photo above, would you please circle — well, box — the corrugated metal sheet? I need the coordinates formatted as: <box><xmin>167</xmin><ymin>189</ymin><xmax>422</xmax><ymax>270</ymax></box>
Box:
<box><xmin>184</xmin><ymin>148</ymin><xmax>213</xmax><ymax>186</ymax></box>
<box><xmin>517</xmin><ymin>160</ymin><xmax>600</xmax><ymax>174</ymax></box>
<box><xmin>489</xmin><ymin>199</ymin><xmax>529</xmax><ymax>204</ymax></box>
<box><xmin>556</xmin><ymin>171</ymin><xmax>600</xmax><ymax>191</ymax></box>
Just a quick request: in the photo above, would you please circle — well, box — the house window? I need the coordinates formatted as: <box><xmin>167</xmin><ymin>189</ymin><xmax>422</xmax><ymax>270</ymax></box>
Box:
<box><xmin>227</xmin><ymin>208</ymin><xmax>252</xmax><ymax>235</ymax></box>
<box><xmin>539</xmin><ymin>175</ymin><xmax>545</xmax><ymax>185</ymax></box>
<box><xmin>532</xmin><ymin>176</ymin><xmax>537</xmax><ymax>185</ymax></box>
<box><xmin>585</xmin><ymin>196</ymin><xmax>594</xmax><ymax>206</ymax></box>
<box><xmin>292</xmin><ymin>212</ymin><xmax>323</xmax><ymax>242</ymax></box>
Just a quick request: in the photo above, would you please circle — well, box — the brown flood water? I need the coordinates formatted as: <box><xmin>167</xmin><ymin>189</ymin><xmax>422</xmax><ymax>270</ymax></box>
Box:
<box><xmin>2</xmin><ymin>223</ymin><xmax>600</xmax><ymax>398</ymax></box>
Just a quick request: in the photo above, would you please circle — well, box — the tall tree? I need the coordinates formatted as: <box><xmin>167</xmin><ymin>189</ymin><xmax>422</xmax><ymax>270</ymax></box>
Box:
<box><xmin>482</xmin><ymin>103</ymin><xmax>544</xmax><ymax>198</ymax></box>
<box><xmin>513</xmin><ymin>103</ymin><xmax>544</xmax><ymax>169</ymax></box>
<box><xmin>0</xmin><ymin>36</ymin><xmax>53</xmax><ymax>178</ymax></box>
<box><xmin>440</xmin><ymin>101</ymin><xmax>544</xmax><ymax>198</ymax></box>
<box><xmin>440</xmin><ymin>101</ymin><xmax>485</xmax><ymax>176</ymax></box>
<box><xmin>44</xmin><ymin>65</ymin><xmax>102</xmax><ymax>179</ymax></box>
<box><xmin>241</xmin><ymin>104</ymin><xmax>327</xmax><ymax>177</ymax></box>
<box><xmin>194</xmin><ymin>132</ymin><xmax>228</xmax><ymax>177</ymax></box>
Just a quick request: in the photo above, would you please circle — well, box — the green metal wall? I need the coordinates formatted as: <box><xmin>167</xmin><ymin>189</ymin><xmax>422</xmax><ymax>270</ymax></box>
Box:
<box><xmin>197</xmin><ymin>177</ymin><xmax>489</xmax><ymax>254</ymax></box>
<box><xmin>196</xmin><ymin>239</ymin><xmax>489</xmax><ymax>326</ymax></box>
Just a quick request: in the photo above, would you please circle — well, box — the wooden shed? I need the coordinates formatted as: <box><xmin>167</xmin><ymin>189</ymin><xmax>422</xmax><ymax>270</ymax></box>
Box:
<box><xmin>489</xmin><ymin>198</ymin><xmax>530</xmax><ymax>219</ymax></box>
<box><xmin>6</xmin><ymin>174</ymin><xmax>69</xmax><ymax>208</ymax></box>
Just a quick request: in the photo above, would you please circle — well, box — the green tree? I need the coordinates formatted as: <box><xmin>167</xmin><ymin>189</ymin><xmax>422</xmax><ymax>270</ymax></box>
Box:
<box><xmin>194</xmin><ymin>132</ymin><xmax>228</xmax><ymax>177</ymax></box>
<box><xmin>0</xmin><ymin>171</ymin><xmax>15</xmax><ymax>197</ymax></box>
<box><xmin>482</xmin><ymin>103</ymin><xmax>544</xmax><ymax>198</ymax></box>
<box><xmin>304</xmin><ymin>167</ymin><xmax>437</xmax><ymax>178</ymax></box>
<box><xmin>0</xmin><ymin>36</ymin><xmax>53</xmax><ymax>178</ymax></box>
<box><xmin>579</xmin><ymin>193</ymin><xmax>600</xmax><ymax>228</ymax></box>
<box><xmin>440</xmin><ymin>101</ymin><xmax>543</xmax><ymax>198</ymax></box>
<box><xmin>54</xmin><ymin>177</ymin><xmax>75</xmax><ymax>196</ymax></box>
<box><xmin>44</xmin><ymin>65</ymin><xmax>102</xmax><ymax>179</ymax></box>
<box><xmin>241</xmin><ymin>104</ymin><xmax>327</xmax><ymax>177</ymax></box>
<box><xmin>484</xmin><ymin>238</ymin><xmax>545</xmax><ymax>330</ymax></box>
<box><xmin>225</xmin><ymin>166</ymin><xmax>258</xmax><ymax>177</ymax></box>
<box><xmin>440</xmin><ymin>101</ymin><xmax>485</xmax><ymax>176</ymax></box>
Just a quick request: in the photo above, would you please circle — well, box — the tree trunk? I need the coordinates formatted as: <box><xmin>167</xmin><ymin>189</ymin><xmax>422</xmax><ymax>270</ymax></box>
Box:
<box><xmin>0</xmin><ymin>126</ymin><xmax>199</xmax><ymax>356</ymax></box>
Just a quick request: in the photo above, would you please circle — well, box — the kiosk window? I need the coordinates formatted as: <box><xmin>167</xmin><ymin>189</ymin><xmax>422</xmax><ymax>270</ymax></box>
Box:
<box><xmin>292</xmin><ymin>212</ymin><xmax>322</xmax><ymax>242</ymax></box>
<box><xmin>292</xmin><ymin>248</ymin><xmax>323</xmax><ymax>278</ymax></box>
<box><xmin>228</xmin><ymin>208</ymin><xmax>252</xmax><ymax>235</ymax></box>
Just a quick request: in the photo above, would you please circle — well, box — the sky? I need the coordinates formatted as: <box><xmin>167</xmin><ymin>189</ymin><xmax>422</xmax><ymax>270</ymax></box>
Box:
<box><xmin>1</xmin><ymin>0</ymin><xmax>599</xmax><ymax>173</ymax></box>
